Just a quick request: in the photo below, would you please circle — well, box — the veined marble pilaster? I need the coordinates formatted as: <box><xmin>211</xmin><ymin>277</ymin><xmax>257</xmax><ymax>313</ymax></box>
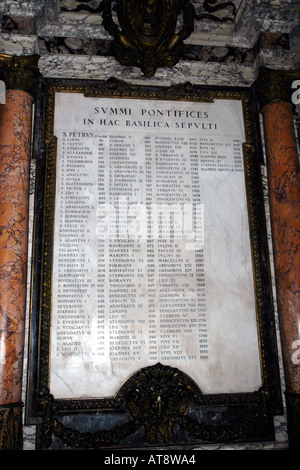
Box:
<box><xmin>258</xmin><ymin>67</ymin><xmax>300</xmax><ymax>449</ymax></box>
<box><xmin>0</xmin><ymin>54</ymin><xmax>39</xmax><ymax>450</ymax></box>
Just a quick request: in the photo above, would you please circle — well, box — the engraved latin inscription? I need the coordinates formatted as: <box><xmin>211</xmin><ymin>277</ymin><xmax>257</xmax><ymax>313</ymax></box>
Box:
<box><xmin>50</xmin><ymin>95</ymin><xmax>261</xmax><ymax>398</ymax></box>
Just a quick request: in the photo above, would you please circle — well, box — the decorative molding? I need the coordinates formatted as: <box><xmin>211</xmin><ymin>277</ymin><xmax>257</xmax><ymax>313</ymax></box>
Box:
<box><xmin>34</xmin><ymin>364</ymin><xmax>273</xmax><ymax>449</ymax></box>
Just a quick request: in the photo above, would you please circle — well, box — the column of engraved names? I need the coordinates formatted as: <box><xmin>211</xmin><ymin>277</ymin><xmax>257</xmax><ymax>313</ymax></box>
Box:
<box><xmin>190</xmin><ymin>137</ymin><xmax>208</xmax><ymax>358</ymax></box>
<box><xmin>198</xmin><ymin>137</ymin><xmax>243</xmax><ymax>172</ymax></box>
<box><xmin>153</xmin><ymin>135</ymin><xmax>208</xmax><ymax>362</ymax></box>
<box><xmin>145</xmin><ymin>135</ymin><xmax>157</xmax><ymax>362</ymax></box>
<box><xmin>96</xmin><ymin>134</ymin><xmax>107</xmax><ymax>358</ymax></box>
<box><xmin>107</xmin><ymin>135</ymin><xmax>143</xmax><ymax>362</ymax></box>
<box><xmin>55</xmin><ymin>132</ymin><xmax>93</xmax><ymax>358</ymax></box>
<box><xmin>190</xmin><ymin>133</ymin><xmax>244</xmax><ymax>359</ymax></box>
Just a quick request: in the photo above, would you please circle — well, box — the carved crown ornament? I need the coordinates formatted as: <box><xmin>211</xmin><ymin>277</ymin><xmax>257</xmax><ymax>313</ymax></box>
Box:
<box><xmin>63</xmin><ymin>0</ymin><xmax>237</xmax><ymax>77</ymax></box>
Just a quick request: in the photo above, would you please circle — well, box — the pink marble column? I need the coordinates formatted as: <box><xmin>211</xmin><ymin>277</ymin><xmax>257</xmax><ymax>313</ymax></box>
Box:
<box><xmin>258</xmin><ymin>67</ymin><xmax>300</xmax><ymax>449</ymax></box>
<box><xmin>0</xmin><ymin>54</ymin><xmax>39</xmax><ymax>450</ymax></box>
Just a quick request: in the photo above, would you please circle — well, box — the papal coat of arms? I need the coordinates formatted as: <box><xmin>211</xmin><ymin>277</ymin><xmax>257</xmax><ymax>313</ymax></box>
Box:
<box><xmin>101</xmin><ymin>0</ymin><xmax>236</xmax><ymax>77</ymax></box>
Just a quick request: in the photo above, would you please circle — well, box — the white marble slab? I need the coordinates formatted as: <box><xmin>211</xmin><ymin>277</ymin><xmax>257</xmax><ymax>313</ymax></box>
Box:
<box><xmin>48</xmin><ymin>92</ymin><xmax>261</xmax><ymax>399</ymax></box>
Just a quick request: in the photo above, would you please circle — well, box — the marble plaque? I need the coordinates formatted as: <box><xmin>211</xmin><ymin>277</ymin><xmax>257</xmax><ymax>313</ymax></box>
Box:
<box><xmin>49</xmin><ymin>92</ymin><xmax>262</xmax><ymax>399</ymax></box>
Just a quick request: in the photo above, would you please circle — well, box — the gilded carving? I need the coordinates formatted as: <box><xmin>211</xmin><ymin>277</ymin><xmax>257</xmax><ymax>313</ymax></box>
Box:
<box><xmin>101</xmin><ymin>0</ymin><xmax>236</xmax><ymax>77</ymax></box>
<box><xmin>116</xmin><ymin>362</ymin><xmax>201</xmax><ymax>442</ymax></box>
<box><xmin>102</xmin><ymin>0</ymin><xmax>192</xmax><ymax>77</ymax></box>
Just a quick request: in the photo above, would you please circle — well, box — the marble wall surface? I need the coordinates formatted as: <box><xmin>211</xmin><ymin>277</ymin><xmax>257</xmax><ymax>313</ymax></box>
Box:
<box><xmin>0</xmin><ymin>0</ymin><xmax>299</xmax><ymax>83</ymax></box>
<box><xmin>1</xmin><ymin>0</ymin><xmax>299</xmax><ymax>450</ymax></box>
